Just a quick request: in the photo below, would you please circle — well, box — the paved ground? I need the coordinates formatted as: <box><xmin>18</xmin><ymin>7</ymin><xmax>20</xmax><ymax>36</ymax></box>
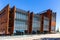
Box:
<box><xmin>0</xmin><ymin>33</ymin><xmax>60</xmax><ymax>40</ymax></box>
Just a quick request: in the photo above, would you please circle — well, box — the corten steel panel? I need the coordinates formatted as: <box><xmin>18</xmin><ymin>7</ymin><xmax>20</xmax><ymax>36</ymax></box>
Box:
<box><xmin>40</xmin><ymin>9</ymin><xmax>54</xmax><ymax>33</ymax></box>
<box><xmin>41</xmin><ymin>9</ymin><xmax>52</xmax><ymax>33</ymax></box>
<box><xmin>0</xmin><ymin>11</ymin><xmax>1</xmax><ymax>14</ymax></box>
<box><xmin>0</xmin><ymin>4</ymin><xmax>10</xmax><ymax>34</ymax></box>
<box><xmin>28</xmin><ymin>12</ymin><xmax>33</xmax><ymax>34</ymax></box>
<box><xmin>51</xmin><ymin>21</ymin><xmax>56</xmax><ymax>32</ymax></box>
<box><xmin>46</xmin><ymin>10</ymin><xmax>52</xmax><ymax>33</ymax></box>
<box><xmin>9</xmin><ymin>6</ymin><xmax>16</xmax><ymax>34</ymax></box>
<box><xmin>27</xmin><ymin>11</ymin><xmax>30</xmax><ymax>33</ymax></box>
<box><xmin>51</xmin><ymin>21</ymin><xmax>56</xmax><ymax>26</ymax></box>
<box><xmin>40</xmin><ymin>14</ymin><xmax>44</xmax><ymax>33</ymax></box>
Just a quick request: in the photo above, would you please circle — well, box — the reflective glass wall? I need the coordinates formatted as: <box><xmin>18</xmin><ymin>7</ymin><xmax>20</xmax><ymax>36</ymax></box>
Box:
<box><xmin>32</xmin><ymin>15</ymin><xmax>40</xmax><ymax>32</ymax></box>
<box><xmin>43</xmin><ymin>17</ymin><xmax>49</xmax><ymax>31</ymax></box>
<box><xmin>51</xmin><ymin>13</ymin><xmax>56</xmax><ymax>32</ymax></box>
<box><xmin>14</xmin><ymin>12</ymin><xmax>28</xmax><ymax>33</ymax></box>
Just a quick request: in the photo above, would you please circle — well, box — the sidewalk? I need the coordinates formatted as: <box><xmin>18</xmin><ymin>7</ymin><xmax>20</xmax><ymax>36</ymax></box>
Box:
<box><xmin>0</xmin><ymin>33</ymin><xmax>60</xmax><ymax>40</ymax></box>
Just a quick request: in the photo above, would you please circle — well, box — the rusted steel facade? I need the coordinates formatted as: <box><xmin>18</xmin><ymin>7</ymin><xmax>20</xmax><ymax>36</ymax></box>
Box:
<box><xmin>0</xmin><ymin>4</ymin><xmax>56</xmax><ymax>35</ymax></box>
<box><xmin>40</xmin><ymin>10</ymin><xmax>52</xmax><ymax>33</ymax></box>
<box><xmin>28</xmin><ymin>12</ymin><xmax>33</xmax><ymax>34</ymax></box>
<box><xmin>0</xmin><ymin>4</ymin><xmax>10</xmax><ymax>35</ymax></box>
<box><xmin>9</xmin><ymin>6</ymin><xmax>16</xmax><ymax>34</ymax></box>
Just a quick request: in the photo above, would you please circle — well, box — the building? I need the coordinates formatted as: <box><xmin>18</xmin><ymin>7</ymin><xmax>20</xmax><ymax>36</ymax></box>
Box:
<box><xmin>0</xmin><ymin>4</ymin><xmax>56</xmax><ymax>35</ymax></box>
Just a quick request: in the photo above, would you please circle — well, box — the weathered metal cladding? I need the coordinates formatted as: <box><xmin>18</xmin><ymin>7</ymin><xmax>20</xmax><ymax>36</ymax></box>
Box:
<box><xmin>0</xmin><ymin>4</ymin><xmax>56</xmax><ymax>35</ymax></box>
<box><xmin>42</xmin><ymin>9</ymin><xmax>53</xmax><ymax>33</ymax></box>
<box><xmin>40</xmin><ymin>14</ymin><xmax>44</xmax><ymax>33</ymax></box>
<box><xmin>28</xmin><ymin>12</ymin><xmax>33</xmax><ymax>34</ymax></box>
<box><xmin>9</xmin><ymin>6</ymin><xmax>16</xmax><ymax>34</ymax></box>
<box><xmin>0</xmin><ymin>4</ymin><xmax>10</xmax><ymax>34</ymax></box>
<box><xmin>27</xmin><ymin>11</ymin><xmax>31</xmax><ymax>34</ymax></box>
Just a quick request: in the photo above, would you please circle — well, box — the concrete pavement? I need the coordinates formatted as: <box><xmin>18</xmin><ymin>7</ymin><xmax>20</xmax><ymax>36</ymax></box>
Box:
<box><xmin>0</xmin><ymin>33</ymin><xmax>60</xmax><ymax>40</ymax></box>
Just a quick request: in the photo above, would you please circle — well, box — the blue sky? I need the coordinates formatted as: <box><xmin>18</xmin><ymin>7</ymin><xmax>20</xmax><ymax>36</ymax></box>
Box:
<box><xmin>0</xmin><ymin>0</ymin><xmax>60</xmax><ymax>30</ymax></box>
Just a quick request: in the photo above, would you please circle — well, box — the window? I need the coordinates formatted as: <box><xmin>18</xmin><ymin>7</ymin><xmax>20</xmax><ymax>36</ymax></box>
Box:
<box><xmin>44</xmin><ymin>17</ymin><xmax>49</xmax><ymax>25</ymax></box>
<box><xmin>43</xmin><ymin>25</ymin><xmax>49</xmax><ymax>31</ymax></box>
<box><xmin>32</xmin><ymin>16</ymin><xmax>40</xmax><ymax>30</ymax></box>
<box><xmin>43</xmin><ymin>17</ymin><xmax>49</xmax><ymax>31</ymax></box>
<box><xmin>14</xmin><ymin>20</ymin><xmax>28</xmax><ymax>33</ymax></box>
<box><xmin>15</xmin><ymin>12</ymin><xmax>28</xmax><ymax>20</ymax></box>
<box><xmin>52</xmin><ymin>16</ymin><xmax>56</xmax><ymax>21</ymax></box>
<box><xmin>51</xmin><ymin>26</ymin><xmax>55</xmax><ymax>31</ymax></box>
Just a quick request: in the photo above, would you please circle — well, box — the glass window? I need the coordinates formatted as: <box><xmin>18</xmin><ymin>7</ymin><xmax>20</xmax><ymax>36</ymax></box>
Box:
<box><xmin>32</xmin><ymin>16</ymin><xmax>40</xmax><ymax>30</ymax></box>
<box><xmin>44</xmin><ymin>17</ymin><xmax>49</xmax><ymax>25</ymax></box>
<box><xmin>14</xmin><ymin>12</ymin><xmax>28</xmax><ymax>33</ymax></box>
<box><xmin>43</xmin><ymin>17</ymin><xmax>49</xmax><ymax>31</ymax></box>
<box><xmin>51</xmin><ymin>26</ymin><xmax>55</xmax><ymax>31</ymax></box>
<box><xmin>43</xmin><ymin>25</ymin><xmax>49</xmax><ymax>31</ymax></box>
<box><xmin>14</xmin><ymin>20</ymin><xmax>28</xmax><ymax>33</ymax></box>
<box><xmin>44</xmin><ymin>20</ymin><xmax>49</xmax><ymax>25</ymax></box>
<box><xmin>15</xmin><ymin>12</ymin><xmax>28</xmax><ymax>20</ymax></box>
<box><xmin>52</xmin><ymin>16</ymin><xmax>56</xmax><ymax>21</ymax></box>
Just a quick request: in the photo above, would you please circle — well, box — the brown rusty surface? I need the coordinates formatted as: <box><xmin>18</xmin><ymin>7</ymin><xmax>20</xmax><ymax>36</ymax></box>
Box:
<box><xmin>27</xmin><ymin>11</ymin><xmax>30</xmax><ymax>33</ymax></box>
<box><xmin>0</xmin><ymin>4</ymin><xmax>10</xmax><ymax>34</ymax></box>
<box><xmin>9</xmin><ymin>6</ymin><xmax>16</xmax><ymax>34</ymax></box>
<box><xmin>0</xmin><ymin>5</ymin><xmax>56</xmax><ymax>35</ymax></box>
<box><xmin>40</xmin><ymin>9</ymin><xmax>55</xmax><ymax>33</ymax></box>
<box><xmin>28</xmin><ymin>12</ymin><xmax>33</xmax><ymax>34</ymax></box>
<box><xmin>40</xmin><ymin>14</ymin><xmax>44</xmax><ymax>33</ymax></box>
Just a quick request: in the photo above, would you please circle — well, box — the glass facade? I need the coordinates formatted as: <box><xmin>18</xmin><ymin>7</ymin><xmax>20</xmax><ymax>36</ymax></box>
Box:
<box><xmin>14</xmin><ymin>12</ymin><xmax>28</xmax><ymax>33</ymax></box>
<box><xmin>15</xmin><ymin>12</ymin><xmax>28</xmax><ymax>20</ymax></box>
<box><xmin>13</xmin><ymin>11</ymin><xmax>56</xmax><ymax>34</ymax></box>
<box><xmin>43</xmin><ymin>17</ymin><xmax>49</xmax><ymax>31</ymax></box>
<box><xmin>32</xmin><ymin>15</ymin><xmax>40</xmax><ymax>31</ymax></box>
<box><xmin>52</xmin><ymin>16</ymin><xmax>56</xmax><ymax>21</ymax></box>
<box><xmin>51</xmin><ymin>14</ymin><xmax>56</xmax><ymax>31</ymax></box>
<box><xmin>51</xmin><ymin>26</ymin><xmax>55</xmax><ymax>31</ymax></box>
